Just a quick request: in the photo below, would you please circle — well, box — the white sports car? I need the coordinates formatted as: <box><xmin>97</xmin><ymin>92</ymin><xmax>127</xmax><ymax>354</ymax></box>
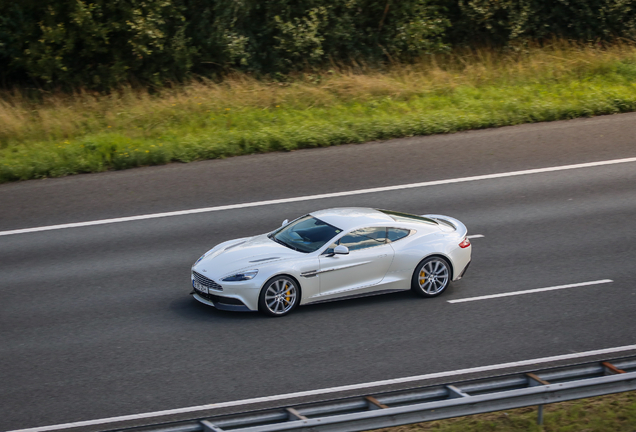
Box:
<box><xmin>191</xmin><ymin>208</ymin><xmax>471</xmax><ymax>316</ymax></box>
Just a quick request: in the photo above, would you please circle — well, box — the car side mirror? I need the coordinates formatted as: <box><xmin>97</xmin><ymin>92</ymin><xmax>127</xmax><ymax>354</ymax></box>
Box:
<box><xmin>281</xmin><ymin>219</ymin><xmax>289</xmax><ymax>227</ymax></box>
<box><xmin>334</xmin><ymin>245</ymin><xmax>349</xmax><ymax>255</ymax></box>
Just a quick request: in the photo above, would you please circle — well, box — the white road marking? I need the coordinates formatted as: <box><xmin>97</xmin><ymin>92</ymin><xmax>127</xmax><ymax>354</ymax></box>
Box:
<box><xmin>448</xmin><ymin>279</ymin><xmax>614</xmax><ymax>303</ymax></box>
<box><xmin>10</xmin><ymin>344</ymin><xmax>636</xmax><ymax>432</ymax></box>
<box><xmin>467</xmin><ymin>234</ymin><xmax>484</xmax><ymax>239</ymax></box>
<box><xmin>2</xmin><ymin>156</ymin><xmax>636</xmax><ymax>237</ymax></box>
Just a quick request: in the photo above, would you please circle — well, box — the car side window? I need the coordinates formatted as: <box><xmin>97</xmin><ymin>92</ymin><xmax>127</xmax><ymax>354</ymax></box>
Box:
<box><xmin>325</xmin><ymin>227</ymin><xmax>388</xmax><ymax>253</ymax></box>
<box><xmin>387</xmin><ymin>228</ymin><xmax>411</xmax><ymax>243</ymax></box>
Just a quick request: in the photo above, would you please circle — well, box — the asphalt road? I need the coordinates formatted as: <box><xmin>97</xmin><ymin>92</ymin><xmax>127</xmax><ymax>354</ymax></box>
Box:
<box><xmin>1</xmin><ymin>113</ymin><xmax>636</xmax><ymax>431</ymax></box>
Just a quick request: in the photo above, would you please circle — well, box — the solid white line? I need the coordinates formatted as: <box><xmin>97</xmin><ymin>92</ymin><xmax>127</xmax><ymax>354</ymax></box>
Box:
<box><xmin>448</xmin><ymin>279</ymin><xmax>614</xmax><ymax>303</ymax></box>
<box><xmin>467</xmin><ymin>234</ymin><xmax>484</xmax><ymax>239</ymax></box>
<box><xmin>10</xmin><ymin>344</ymin><xmax>636</xmax><ymax>432</ymax></box>
<box><xmin>2</xmin><ymin>156</ymin><xmax>636</xmax><ymax>237</ymax></box>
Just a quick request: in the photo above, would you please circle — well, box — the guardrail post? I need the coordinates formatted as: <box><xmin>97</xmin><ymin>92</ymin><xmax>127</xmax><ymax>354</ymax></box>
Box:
<box><xmin>537</xmin><ymin>404</ymin><xmax>544</xmax><ymax>426</ymax></box>
<box><xmin>526</xmin><ymin>373</ymin><xmax>550</xmax><ymax>426</ymax></box>
<box><xmin>446</xmin><ymin>385</ymin><xmax>470</xmax><ymax>399</ymax></box>
<box><xmin>286</xmin><ymin>408</ymin><xmax>308</xmax><ymax>421</ymax></box>
<box><xmin>365</xmin><ymin>396</ymin><xmax>388</xmax><ymax>410</ymax></box>
<box><xmin>201</xmin><ymin>420</ymin><xmax>224</xmax><ymax>432</ymax></box>
<box><xmin>602</xmin><ymin>361</ymin><xmax>626</xmax><ymax>375</ymax></box>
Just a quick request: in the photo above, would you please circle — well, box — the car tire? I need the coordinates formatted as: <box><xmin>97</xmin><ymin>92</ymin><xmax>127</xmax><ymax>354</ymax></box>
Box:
<box><xmin>412</xmin><ymin>256</ymin><xmax>451</xmax><ymax>297</ymax></box>
<box><xmin>258</xmin><ymin>276</ymin><xmax>300</xmax><ymax>317</ymax></box>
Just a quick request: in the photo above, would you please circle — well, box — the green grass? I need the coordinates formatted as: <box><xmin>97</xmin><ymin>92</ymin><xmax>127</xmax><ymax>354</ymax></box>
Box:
<box><xmin>2</xmin><ymin>42</ymin><xmax>636</xmax><ymax>183</ymax></box>
<box><xmin>373</xmin><ymin>391</ymin><xmax>636</xmax><ymax>432</ymax></box>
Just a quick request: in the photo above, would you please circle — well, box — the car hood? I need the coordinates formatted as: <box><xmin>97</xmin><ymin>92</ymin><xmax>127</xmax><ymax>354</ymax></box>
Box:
<box><xmin>193</xmin><ymin>234</ymin><xmax>302</xmax><ymax>279</ymax></box>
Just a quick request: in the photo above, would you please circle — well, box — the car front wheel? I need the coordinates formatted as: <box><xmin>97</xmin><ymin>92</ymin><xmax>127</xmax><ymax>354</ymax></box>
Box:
<box><xmin>412</xmin><ymin>257</ymin><xmax>451</xmax><ymax>297</ymax></box>
<box><xmin>258</xmin><ymin>276</ymin><xmax>300</xmax><ymax>317</ymax></box>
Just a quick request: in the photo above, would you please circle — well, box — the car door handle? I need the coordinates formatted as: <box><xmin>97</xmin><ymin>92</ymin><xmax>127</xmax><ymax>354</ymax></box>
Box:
<box><xmin>377</xmin><ymin>254</ymin><xmax>387</xmax><ymax>258</ymax></box>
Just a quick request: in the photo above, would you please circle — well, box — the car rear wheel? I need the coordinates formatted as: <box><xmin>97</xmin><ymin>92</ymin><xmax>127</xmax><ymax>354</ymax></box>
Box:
<box><xmin>258</xmin><ymin>276</ymin><xmax>300</xmax><ymax>317</ymax></box>
<box><xmin>412</xmin><ymin>257</ymin><xmax>451</xmax><ymax>297</ymax></box>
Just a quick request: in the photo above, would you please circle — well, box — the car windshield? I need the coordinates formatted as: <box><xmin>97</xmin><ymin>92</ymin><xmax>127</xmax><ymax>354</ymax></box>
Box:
<box><xmin>269</xmin><ymin>215</ymin><xmax>342</xmax><ymax>253</ymax></box>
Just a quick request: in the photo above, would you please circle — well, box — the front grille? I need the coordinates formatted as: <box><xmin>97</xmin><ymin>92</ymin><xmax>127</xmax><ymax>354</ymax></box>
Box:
<box><xmin>192</xmin><ymin>271</ymin><xmax>223</xmax><ymax>291</ymax></box>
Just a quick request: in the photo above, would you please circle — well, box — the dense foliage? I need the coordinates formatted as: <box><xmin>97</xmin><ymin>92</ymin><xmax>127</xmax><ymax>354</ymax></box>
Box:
<box><xmin>445</xmin><ymin>0</ymin><xmax>636</xmax><ymax>45</ymax></box>
<box><xmin>0</xmin><ymin>0</ymin><xmax>635</xmax><ymax>89</ymax></box>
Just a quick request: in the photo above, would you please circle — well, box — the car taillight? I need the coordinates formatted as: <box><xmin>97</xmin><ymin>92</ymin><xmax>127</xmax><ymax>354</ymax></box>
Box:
<box><xmin>459</xmin><ymin>238</ymin><xmax>471</xmax><ymax>248</ymax></box>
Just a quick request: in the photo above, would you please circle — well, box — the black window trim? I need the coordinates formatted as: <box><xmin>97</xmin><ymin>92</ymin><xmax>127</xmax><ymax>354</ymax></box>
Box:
<box><xmin>321</xmin><ymin>226</ymin><xmax>394</xmax><ymax>255</ymax></box>
<box><xmin>386</xmin><ymin>226</ymin><xmax>415</xmax><ymax>243</ymax></box>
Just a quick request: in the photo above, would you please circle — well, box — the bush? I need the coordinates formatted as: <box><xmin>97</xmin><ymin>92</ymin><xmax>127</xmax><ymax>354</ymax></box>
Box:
<box><xmin>181</xmin><ymin>0</ymin><xmax>450</xmax><ymax>73</ymax></box>
<box><xmin>0</xmin><ymin>0</ymin><xmax>635</xmax><ymax>90</ymax></box>
<box><xmin>0</xmin><ymin>0</ymin><xmax>194</xmax><ymax>89</ymax></box>
<box><xmin>443</xmin><ymin>0</ymin><xmax>636</xmax><ymax>45</ymax></box>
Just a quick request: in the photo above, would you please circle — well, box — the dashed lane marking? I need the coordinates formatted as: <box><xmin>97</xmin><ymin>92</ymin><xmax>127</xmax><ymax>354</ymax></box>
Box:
<box><xmin>448</xmin><ymin>279</ymin><xmax>614</xmax><ymax>303</ymax></box>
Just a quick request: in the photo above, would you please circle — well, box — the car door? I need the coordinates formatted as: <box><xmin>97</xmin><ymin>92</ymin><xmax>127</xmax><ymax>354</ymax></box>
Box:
<box><xmin>318</xmin><ymin>227</ymin><xmax>394</xmax><ymax>298</ymax></box>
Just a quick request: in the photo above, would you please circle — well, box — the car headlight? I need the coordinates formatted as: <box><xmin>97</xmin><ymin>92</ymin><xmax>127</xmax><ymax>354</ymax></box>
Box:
<box><xmin>222</xmin><ymin>270</ymin><xmax>259</xmax><ymax>282</ymax></box>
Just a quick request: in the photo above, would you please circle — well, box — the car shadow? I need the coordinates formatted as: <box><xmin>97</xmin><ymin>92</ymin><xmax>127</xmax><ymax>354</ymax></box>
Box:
<box><xmin>299</xmin><ymin>289</ymin><xmax>415</xmax><ymax>313</ymax></box>
<box><xmin>168</xmin><ymin>294</ymin><xmax>264</xmax><ymax>322</ymax></box>
<box><xmin>169</xmin><ymin>282</ymin><xmax>461</xmax><ymax>320</ymax></box>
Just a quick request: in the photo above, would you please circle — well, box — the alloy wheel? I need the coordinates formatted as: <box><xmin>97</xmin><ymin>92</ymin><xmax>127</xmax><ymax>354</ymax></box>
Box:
<box><xmin>417</xmin><ymin>258</ymin><xmax>450</xmax><ymax>295</ymax></box>
<box><xmin>263</xmin><ymin>277</ymin><xmax>298</xmax><ymax>315</ymax></box>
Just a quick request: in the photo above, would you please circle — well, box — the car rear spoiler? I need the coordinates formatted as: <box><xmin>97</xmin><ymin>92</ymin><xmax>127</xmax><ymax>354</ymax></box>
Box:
<box><xmin>422</xmin><ymin>214</ymin><xmax>468</xmax><ymax>238</ymax></box>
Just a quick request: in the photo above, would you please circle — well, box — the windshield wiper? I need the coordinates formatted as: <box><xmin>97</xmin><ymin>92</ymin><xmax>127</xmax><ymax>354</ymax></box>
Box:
<box><xmin>271</xmin><ymin>236</ymin><xmax>299</xmax><ymax>252</ymax></box>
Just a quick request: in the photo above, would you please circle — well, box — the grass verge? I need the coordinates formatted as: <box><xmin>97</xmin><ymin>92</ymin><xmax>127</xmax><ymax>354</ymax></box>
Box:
<box><xmin>2</xmin><ymin>41</ymin><xmax>636</xmax><ymax>183</ymax></box>
<box><xmin>373</xmin><ymin>391</ymin><xmax>636</xmax><ymax>432</ymax></box>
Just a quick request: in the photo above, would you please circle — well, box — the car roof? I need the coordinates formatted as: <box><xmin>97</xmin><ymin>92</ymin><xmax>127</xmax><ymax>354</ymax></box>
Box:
<box><xmin>309</xmin><ymin>207</ymin><xmax>400</xmax><ymax>232</ymax></box>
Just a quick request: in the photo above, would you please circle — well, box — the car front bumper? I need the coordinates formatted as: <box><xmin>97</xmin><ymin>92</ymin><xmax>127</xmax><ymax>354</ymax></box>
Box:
<box><xmin>191</xmin><ymin>290</ymin><xmax>254</xmax><ymax>312</ymax></box>
<box><xmin>191</xmin><ymin>275</ymin><xmax>261</xmax><ymax>311</ymax></box>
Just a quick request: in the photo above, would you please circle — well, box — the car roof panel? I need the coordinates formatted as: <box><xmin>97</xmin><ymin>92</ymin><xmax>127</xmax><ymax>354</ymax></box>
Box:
<box><xmin>309</xmin><ymin>207</ymin><xmax>396</xmax><ymax>231</ymax></box>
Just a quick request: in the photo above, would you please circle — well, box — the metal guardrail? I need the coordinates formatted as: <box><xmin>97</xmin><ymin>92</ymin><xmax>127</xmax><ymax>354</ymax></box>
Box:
<box><xmin>118</xmin><ymin>356</ymin><xmax>636</xmax><ymax>432</ymax></box>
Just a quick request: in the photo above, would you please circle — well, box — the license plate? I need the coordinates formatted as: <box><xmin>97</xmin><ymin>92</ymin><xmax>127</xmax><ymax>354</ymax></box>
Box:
<box><xmin>193</xmin><ymin>281</ymin><xmax>208</xmax><ymax>294</ymax></box>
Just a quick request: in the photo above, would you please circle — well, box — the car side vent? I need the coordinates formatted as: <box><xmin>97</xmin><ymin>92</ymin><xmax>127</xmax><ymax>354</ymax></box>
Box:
<box><xmin>249</xmin><ymin>257</ymin><xmax>280</xmax><ymax>263</ymax></box>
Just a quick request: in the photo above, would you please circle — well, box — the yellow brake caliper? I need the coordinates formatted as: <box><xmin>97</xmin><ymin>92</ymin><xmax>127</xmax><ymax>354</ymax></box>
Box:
<box><xmin>285</xmin><ymin>283</ymin><xmax>291</xmax><ymax>303</ymax></box>
<box><xmin>419</xmin><ymin>270</ymin><xmax>426</xmax><ymax>285</ymax></box>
